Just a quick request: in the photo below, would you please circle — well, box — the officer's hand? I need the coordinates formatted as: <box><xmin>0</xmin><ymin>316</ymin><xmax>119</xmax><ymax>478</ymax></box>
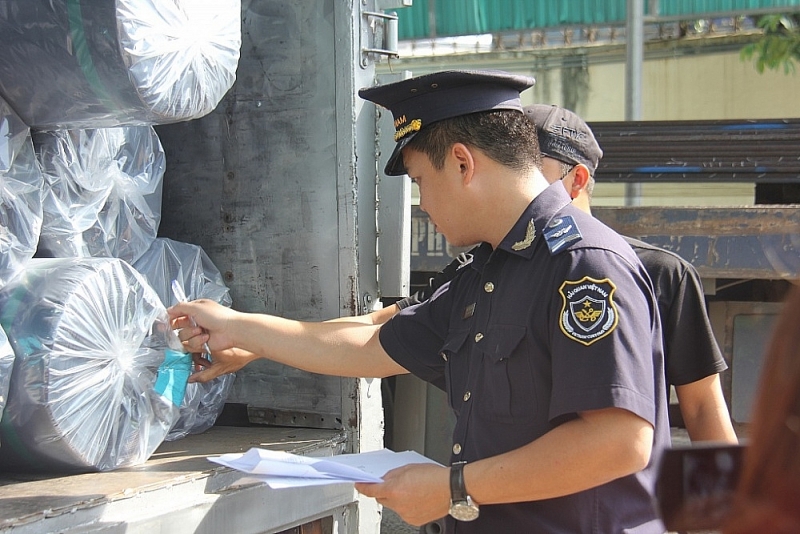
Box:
<box><xmin>169</xmin><ymin>300</ymin><xmax>254</xmax><ymax>382</ymax></box>
<box><xmin>355</xmin><ymin>463</ymin><xmax>450</xmax><ymax>527</ymax></box>
<box><xmin>187</xmin><ymin>347</ymin><xmax>260</xmax><ymax>383</ymax></box>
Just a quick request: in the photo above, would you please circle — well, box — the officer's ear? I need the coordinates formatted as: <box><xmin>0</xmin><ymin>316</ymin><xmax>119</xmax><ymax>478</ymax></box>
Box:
<box><xmin>451</xmin><ymin>143</ymin><xmax>475</xmax><ymax>184</ymax></box>
<box><xmin>568</xmin><ymin>164</ymin><xmax>591</xmax><ymax>199</ymax></box>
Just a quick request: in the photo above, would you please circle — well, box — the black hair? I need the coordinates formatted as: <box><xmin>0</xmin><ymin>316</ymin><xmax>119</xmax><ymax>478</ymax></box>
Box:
<box><xmin>404</xmin><ymin>109</ymin><xmax>541</xmax><ymax>173</ymax></box>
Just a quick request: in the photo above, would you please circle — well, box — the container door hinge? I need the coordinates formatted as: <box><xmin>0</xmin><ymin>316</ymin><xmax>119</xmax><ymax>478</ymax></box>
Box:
<box><xmin>361</xmin><ymin>10</ymin><xmax>400</xmax><ymax>67</ymax></box>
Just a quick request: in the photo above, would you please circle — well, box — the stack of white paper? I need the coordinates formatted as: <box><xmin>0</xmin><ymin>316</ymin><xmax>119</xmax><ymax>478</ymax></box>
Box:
<box><xmin>209</xmin><ymin>448</ymin><xmax>441</xmax><ymax>489</ymax></box>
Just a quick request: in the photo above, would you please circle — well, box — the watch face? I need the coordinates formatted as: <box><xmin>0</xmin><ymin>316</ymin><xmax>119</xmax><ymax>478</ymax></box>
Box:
<box><xmin>449</xmin><ymin>501</ymin><xmax>480</xmax><ymax>522</ymax></box>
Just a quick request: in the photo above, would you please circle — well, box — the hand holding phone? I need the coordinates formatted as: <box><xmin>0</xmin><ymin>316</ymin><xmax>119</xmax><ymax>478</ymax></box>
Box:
<box><xmin>656</xmin><ymin>444</ymin><xmax>744</xmax><ymax>532</ymax></box>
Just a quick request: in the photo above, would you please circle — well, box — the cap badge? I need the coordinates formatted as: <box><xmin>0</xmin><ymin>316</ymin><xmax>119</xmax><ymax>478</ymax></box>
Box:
<box><xmin>395</xmin><ymin>118</ymin><xmax>422</xmax><ymax>141</ymax></box>
<box><xmin>511</xmin><ymin>219</ymin><xmax>536</xmax><ymax>251</ymax></box>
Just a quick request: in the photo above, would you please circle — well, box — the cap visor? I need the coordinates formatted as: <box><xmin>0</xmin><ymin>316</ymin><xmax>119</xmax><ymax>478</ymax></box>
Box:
<box><xmin>384</xmin><ymin>134</ymin><xmax>415</xmax><ymax>176</ymax></box>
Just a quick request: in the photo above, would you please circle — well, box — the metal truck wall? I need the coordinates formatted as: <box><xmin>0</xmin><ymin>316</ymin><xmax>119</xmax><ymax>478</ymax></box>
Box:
<box><xmin>156</xmin><ymin>0</ymin><xmax>381</xmax><ymax>428</ymax></box>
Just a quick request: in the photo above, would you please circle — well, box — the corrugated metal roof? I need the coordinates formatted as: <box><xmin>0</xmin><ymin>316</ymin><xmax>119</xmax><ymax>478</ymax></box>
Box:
<box><xmin>591</xmin><ymin>119</ymin><xmax>800</xmax><ymax>183</ymax></box>
<box><xmin>396</xmin><ymin>0</ymin><xmax>800</xmax><ymax>39</ymax></box>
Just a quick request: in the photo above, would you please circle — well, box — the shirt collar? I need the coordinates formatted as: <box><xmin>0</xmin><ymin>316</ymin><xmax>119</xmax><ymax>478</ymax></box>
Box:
<box><xmin>497</xmin><ymin>181</ymin><xmax>572</xmax><ymax>259</ymax></box>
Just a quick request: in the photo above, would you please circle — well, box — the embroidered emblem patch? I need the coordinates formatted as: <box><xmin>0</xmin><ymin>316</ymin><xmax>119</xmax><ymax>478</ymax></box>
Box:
<box><xmin>558</xmin><ymin>277</ymin><xmax>618</xmax><ymax>346</ymax></box>
<box><xmin>511</xmin><ymin>219</ymin><xmax>536</xmax><ymax>251</ymax></box>
<box><xmin>544</xmin><ymin>215</ymin><xmax>582</xmax><ymax>255</ymax></box>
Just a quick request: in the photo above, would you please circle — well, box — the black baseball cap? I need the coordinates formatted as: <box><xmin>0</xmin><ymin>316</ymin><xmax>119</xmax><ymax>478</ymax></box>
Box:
<box><xmin>359</xmin><ymin>70</ymin><xmax>536</xmax><ymax>176</ymax></box>
<box><xmin>524</xmin><ymin>104</ymin><xmax>603</xmax><ymax>174</ymax></box>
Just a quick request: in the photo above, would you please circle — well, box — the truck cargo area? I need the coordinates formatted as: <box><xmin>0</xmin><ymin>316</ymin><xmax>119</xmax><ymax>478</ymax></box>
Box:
<box><xmin>0</xmin><ymin>426</ymin><xmax>352</xmax><ymax>533</ymax></box>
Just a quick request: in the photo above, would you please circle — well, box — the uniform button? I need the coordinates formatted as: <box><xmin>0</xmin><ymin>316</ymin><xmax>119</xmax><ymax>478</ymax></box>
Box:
<box><xmin>453</xmin><ymin>443</ymin><xmax>462</xmax><ymax>454</ymax></box>
<box><xmin>440</xmin><ymin>352</ymin><xmax>448</xmax><ymax>362</ymax></box>
<box><xmin>474</xmin><ymin>332</ymin><xmax>484</xmax><ymax>343</ymax></box>
<box><xmin>484</xmin><ymin>282</ymin><xmax>495</xmax><ymax>293</ymax></box>
<box><xmin>463</xmin><ymin>391</ymin><xmax>471</xmax><ymax>402</ymax></box>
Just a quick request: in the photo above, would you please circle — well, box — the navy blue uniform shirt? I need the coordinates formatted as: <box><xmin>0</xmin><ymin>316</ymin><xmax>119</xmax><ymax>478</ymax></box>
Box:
<box><xmin>380</xmin><ymin>182</ymin><xmax>670</xmax><ymax>533</ymax></box>
<box><xmin>399</xmin><ymin>238</ymin><xmax>728</xmax><ymax>392</ymax></box>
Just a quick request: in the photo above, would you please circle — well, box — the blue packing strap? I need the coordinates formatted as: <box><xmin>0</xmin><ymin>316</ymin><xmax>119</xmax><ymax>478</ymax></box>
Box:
<box><xmin>154</xmin><ymin>349</ymin><xmax>192</xmax><ymax>407</ymax></box>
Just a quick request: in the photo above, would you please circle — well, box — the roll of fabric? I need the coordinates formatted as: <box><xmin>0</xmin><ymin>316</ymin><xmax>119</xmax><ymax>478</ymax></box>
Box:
<box><xmin>0</xmin><ymin>257</ymin><xmax>186</xmax><ymax>473</ymax></box>
<box><xmin>34</xmin><ymin>126</ymin><xmax>165</xmax><ymax>265</ymax></box>
<box><xmin>0</xmin><ymin>327</ymin><xmax>14</xmax><ymax>435</ymax></box>
<box><xmin>0</xmin><ymin>0</ymin><xmax>241</xmax><ymax>129</ymax></box>
<box><xmin>133</xmin><ymin>237</ymin><xmax>234</xmax><ymax>441</ymax></box>
<box><xmin>0</xmin><ymin>96</ymin><xmax>44</xmax><ymax>291</ymax></box>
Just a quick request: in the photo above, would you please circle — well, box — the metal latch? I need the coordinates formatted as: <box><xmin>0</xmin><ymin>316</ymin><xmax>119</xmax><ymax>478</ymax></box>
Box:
<box><xmin>361</xmin><ymin>10</ymin><xmax>400</xmax><ymax>67</ymax></box>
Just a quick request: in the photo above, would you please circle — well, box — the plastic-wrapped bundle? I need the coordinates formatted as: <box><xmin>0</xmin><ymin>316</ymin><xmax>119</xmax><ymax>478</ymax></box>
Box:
<box><xmin>34</xmin><ymin>127</ymin><xmax>165</xmax><ymax>265</ymax></box>
<box><xmin>0</xmin><ymin>96</ymin><xmax>44</xmax><ymax>290</ymax></box>
<box><xmin>0</xmin><ymin>257</ymin><xmax>189</xmax><ymax>473</ymax></box>
<box><xmin>0</xmin><ymin>0</ymin><xmax>241</xmax><ymax>129</ymax></box>
<box><xmin>133</xmin><ymin>237</ymin><xmax>233</xmax><ymax>441</ymax></box>
<box><xmin>0</xmin><ymin>327</ymin><xmax>13</xmax><ymax>430</ymax></box>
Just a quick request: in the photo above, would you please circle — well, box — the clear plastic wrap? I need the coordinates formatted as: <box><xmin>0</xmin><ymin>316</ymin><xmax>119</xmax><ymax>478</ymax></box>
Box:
<box><xmin>34</xmin><ymin>127</ymin><xmax>165</xmax><ymax>265</ymax></box>
<box><xmin>0</xmin><ymin>0</ymin><xmax>241</xmax><ymax>129</ymax></box>
<box><xmin>133</xmin><ymin>238</ymin><xmax>234</xmax><ymax>440</ymax></box>
<box><xmin>0</xmin><ymin>257</ymin><xmax>187</xmax><ymax>473</ymax></box>
<box><xmin>0</xmin><ymin>96</ymin><xmax>44</xmax><ymax>290</ymax></box>
<box><xmin>0</xmin><ymin>327</ymin><xmax>13</xmax><ymax>431</ymax></box>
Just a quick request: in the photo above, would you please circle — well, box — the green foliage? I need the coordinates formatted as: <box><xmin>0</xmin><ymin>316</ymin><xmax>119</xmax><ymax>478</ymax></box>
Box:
<box><xmin>740</xmin><ymin>15</ymin><xmax>800</xmax><ymax>75</ymax></box>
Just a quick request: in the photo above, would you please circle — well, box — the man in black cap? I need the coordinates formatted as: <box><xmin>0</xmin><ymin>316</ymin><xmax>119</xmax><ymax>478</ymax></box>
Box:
<box><xmin>169</xmin><ymin>70</ymin><xmax>669</xmax><ymax>533</ymax></box>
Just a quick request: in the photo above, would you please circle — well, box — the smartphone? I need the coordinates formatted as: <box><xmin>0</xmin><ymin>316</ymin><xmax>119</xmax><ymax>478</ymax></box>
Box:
<box><xmin>656</xmin><ymin>444</ymin><xmax>745</xmax><ymax>532</ymax></box>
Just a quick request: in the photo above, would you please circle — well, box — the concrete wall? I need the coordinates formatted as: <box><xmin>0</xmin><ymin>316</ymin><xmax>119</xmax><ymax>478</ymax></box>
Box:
<box><xmin>576</xmin><ymin>49</ymin><xmax>800</xmax><ymax>121</ymax></box>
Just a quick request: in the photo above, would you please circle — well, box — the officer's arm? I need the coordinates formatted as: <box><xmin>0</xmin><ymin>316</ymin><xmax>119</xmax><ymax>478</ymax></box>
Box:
<box><xmin>465</xmin><ymin>407</ymin><xmax>653</xmax><ymax>503</ymax></box>
<box><xmin>173</xmin><ymin>301</ymin><xmax>409</xmax><ymax>381</ymax></box>
<box><xmin>326</xmin><ymin>304</ymin><xmax>400</xmax><ymax>325</ymax></box>
<box><xmin>676</xmin><ymin>374</ymin><xmax>738</xmax><ymax>443</ymax></box>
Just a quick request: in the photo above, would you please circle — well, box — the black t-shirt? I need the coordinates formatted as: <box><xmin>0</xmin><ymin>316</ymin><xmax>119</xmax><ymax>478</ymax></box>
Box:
<box><xmin>623</xmin><ymin>237</ymin><xmax>727</xmax><ymax>387</ymax></box>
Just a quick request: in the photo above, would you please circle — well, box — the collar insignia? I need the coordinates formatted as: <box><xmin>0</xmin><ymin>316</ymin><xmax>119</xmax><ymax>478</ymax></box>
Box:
<box><xmin>511</xmin><ymin>219</ymin><xmax>536</xmax><ymax>251</ymax></box>
<box><xmin>456</xmin><ymin>252</ymin><xmax>474</xmax><ymax>270</ymax></box>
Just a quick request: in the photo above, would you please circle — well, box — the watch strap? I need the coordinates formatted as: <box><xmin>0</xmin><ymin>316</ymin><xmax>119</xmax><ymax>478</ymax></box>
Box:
<box><xmin>450</xmin><ymin>461</ymin><xmax>468</xmax><ymax>502</ymax></box>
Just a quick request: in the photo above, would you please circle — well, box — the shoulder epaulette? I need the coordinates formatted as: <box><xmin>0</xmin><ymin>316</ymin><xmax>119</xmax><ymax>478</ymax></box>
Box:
<box><xmin>544</xmin><ymin>215</ymin><xmax>582</xmax><ymax>255</ymax></box>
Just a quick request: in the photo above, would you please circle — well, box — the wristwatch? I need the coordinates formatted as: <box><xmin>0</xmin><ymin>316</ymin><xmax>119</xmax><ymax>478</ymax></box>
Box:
<box><xmin>448</xmin><ymin>461</ymin><xmax>479</xmax><ymax>521</ymax></box>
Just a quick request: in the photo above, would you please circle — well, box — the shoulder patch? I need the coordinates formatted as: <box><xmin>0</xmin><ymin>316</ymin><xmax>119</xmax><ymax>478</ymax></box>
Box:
<box><xmin>558</xmin><ymin>277</ymin><xmax>618</xmax><ymax>346</ymax></box>
<box><xmin>544</xmin><ymin>215</ymin><xmax>582</xmax><ymax>255</ymax></box>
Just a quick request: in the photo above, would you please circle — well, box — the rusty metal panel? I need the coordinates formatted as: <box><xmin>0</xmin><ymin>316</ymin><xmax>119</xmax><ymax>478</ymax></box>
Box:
<box><xmin>591</xmin><ymin>119</ymin><xmax>800</xmax><ymax>183</ymax></box>
<box><xmin>594</xmin><ymin>206</ymin><xmax>800</xmax><ymax>279</ymax></box>
<box><xmin>412</xmin><ymin>205</ymin><xmax>800</xmax><ymax>280</ymax></box>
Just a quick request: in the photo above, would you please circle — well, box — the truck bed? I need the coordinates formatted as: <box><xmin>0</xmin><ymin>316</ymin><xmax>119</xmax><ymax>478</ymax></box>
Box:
<box><xmin>0</xmin><ymin>426</ymin><xmax>355</xmax><ymax>533</ymax></box>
